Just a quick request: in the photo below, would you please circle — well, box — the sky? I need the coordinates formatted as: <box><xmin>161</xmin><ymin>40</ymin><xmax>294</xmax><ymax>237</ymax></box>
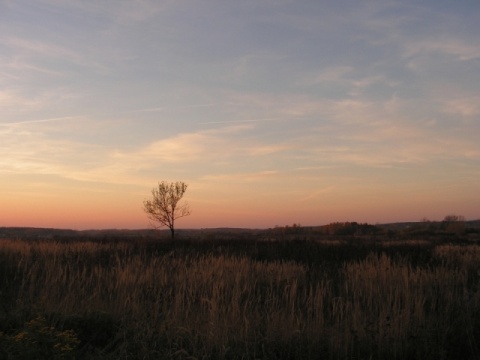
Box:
<box><xmin>1</xmin><ymin>0</ymin><xmax>479</xmax><ymax>230</ymax></box>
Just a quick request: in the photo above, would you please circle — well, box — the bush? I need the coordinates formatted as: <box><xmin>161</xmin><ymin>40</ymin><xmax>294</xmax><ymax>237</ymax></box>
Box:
<box><xmin>0</xmin><ymin>316</ymin><xmax>80</xmax><ymax>359</ymax></box>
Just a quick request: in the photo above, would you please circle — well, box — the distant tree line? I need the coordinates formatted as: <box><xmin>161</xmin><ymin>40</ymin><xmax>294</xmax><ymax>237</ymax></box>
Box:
<box><xmin>267</xmin><ymin>215</ymin><xmax>479</xmax><ymax>241</ymax></box>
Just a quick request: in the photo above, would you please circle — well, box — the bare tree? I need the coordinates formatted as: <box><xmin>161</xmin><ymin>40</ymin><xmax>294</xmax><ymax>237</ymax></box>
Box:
<box><xmin>143</xmin><ymin>181</ymin><xmax>191</xmax><ymax>239</ymax></box>
<box><xmin>442</xmin><ymin>214</ymin><xmax>466</xmax><ymax>235</ymax></box>
<box><xmin>443</xmin><ymin>215</ymin><xmax>465</xmax><ymax>223</ymax></box>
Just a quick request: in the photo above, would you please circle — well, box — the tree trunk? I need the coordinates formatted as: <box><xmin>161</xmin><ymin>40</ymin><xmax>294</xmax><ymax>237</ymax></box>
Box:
<box><xmin>170</xmin><ymin>227</ymin><xmax>175</xmax><ymax>239</ymax></box>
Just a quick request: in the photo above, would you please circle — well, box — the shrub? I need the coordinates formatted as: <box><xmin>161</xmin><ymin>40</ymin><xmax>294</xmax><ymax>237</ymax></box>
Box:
<box><xmin>0</xmin><ymin>316</ymin><xmax>80</xmax><ymax>359</ymax></box>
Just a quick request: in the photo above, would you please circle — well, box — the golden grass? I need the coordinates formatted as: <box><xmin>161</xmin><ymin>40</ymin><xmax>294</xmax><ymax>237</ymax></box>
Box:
<box><xmin>380</xmin><ymin>239</ymin><xmax>432</xmax><ymax>247</ymax></box>
<box><xmin>1</xmin><ymin>238</ymin><xmax>479</xmax><ymax>359</ymax></box>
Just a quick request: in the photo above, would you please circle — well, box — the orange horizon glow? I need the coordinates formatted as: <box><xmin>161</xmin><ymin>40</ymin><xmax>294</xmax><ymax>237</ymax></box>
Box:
<box><xmin>1</xmin><ymin>181</ymin><xmax>478</xmax><ymax>230</ymax></box>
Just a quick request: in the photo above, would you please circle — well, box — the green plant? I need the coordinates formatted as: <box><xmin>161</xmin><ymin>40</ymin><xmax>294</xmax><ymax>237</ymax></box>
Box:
<box><xmin>1</xmin><ymin>316</ymin><xmax>80</xmax><ymax>359</ymax></box>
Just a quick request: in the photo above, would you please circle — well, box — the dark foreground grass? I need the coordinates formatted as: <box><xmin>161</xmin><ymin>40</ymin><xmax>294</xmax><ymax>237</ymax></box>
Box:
<box><xmin>0</xmin><ymin>237</ymin><xmax>479</xmax><ymax>359</ymax></box>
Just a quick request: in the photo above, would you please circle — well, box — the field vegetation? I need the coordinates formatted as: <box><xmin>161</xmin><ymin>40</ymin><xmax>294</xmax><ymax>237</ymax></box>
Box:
<box><xmin>1</xmin><ymin>223</ymin><xmax>479</xmax><ymax>359</ymax></box>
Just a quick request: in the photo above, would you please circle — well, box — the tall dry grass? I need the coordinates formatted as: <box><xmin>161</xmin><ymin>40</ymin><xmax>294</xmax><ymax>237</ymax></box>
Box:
<box><xmin>1</xmin><ymin>238</ymin><xmax>479</xmax><ymax>359</ymax></box>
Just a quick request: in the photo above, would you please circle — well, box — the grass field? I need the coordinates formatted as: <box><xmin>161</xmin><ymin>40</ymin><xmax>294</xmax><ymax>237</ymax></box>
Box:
<box><xmin>1</xmin><ymin>234</ymin><xmax>479</xmax><ymax>359</ymax></box>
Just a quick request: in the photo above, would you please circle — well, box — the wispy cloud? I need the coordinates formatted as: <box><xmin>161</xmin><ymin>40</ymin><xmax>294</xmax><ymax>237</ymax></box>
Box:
<box><xmin>0</xmin><ymin>55</ymin><xmax>64</xmax><ymax>77</ymax></box>
<box><xmin>1</xmin><ymin>35</ymin><xmax>109</xmax><ymax>74</ymax></box>
<box><xmin>40</xmin><ymin>0</ymin><xmax>173</xmax><ymax>23</ymax></box>
<box><xmin>442</xmin><ymin>96</ymin><xmax>480</xmax><ymax>118</ymax></box>
<box><xmin>200</xmin><ymin>118</ymin><xmax>285</xmax><ymax>125</ymax></box>
<box><xmin>200</xmin><ymin>170</ymin><xmax>279</xmax><ymax>183</ymax></box>
<box><xmin>0</xmin><ymin>132</ymin><xmax>100</xmax><ymax>176</ymax></box>
<box><xmin>111</xmin><ymin>125</ymin><xmax>255</xmax><ymax>166</ymax></box>
<box><xmin>132</xmin><ymin>103</ymin><xmax>215</xmax><ymax>113</ymax></box>
<box><xmin>1</xmin><ymin>0</ymin><xmax>479</xmax><ymax>227</ymax></box>
<box><xmin>404</xmin><ymin>38</ymin><xmax>480</xmax><ymax>64</ymax></box>
<box><xmin>299</xmin><ymin>186</ymin><xmax>336</xmax><ymax>202</ymax></box>
<box><xmin>298</xmin><ymin>66</ymin><xmax>353</xmax><ymax>88</ymax></box>
<box><xmin>0</xmin><ymin>90</ymin><xmax>43</xmax><ymax>110</ymax></box>
<box><xmin>248</xmin><ymin>145</ymin><xmax>290</xmax><ymax>156</ymax></box>
<box><xmin>0</xmin><ymin>116</ymin><xmax>80</xmax><ymax>127</ymax></box>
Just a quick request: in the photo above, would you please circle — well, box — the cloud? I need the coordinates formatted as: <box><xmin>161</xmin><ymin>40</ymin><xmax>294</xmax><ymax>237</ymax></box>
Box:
<box><xmin>0</xmin><ymin>55</ymin><xmax>63</xmax><ymax>77</ymax></box>
<box><xmin>3</xmin><ymin>36</ymin><xmax>75</xmax><ymax>58</ymax></box>
<box><xmin>185</xmin><ymin>90</ymin><xmax>477</xmax><ymax>171</ymax></box>
<box><xmin>443</xmin><ymin>96</ymin><xmax>480</xmax><ymax>118</ymax></box>
<box><xmin>1</xmin><ymin>35</ymin><xmax>109</xmax><ymax>74</ymax></box>
<box><xmin>0</xmin><ymin>116</ymin><xmax>80</xmax><ymax>127</ymax></box>
<box><xmin>222</xmin><ymin>91</ymin><xmax>326</xmax><ymax>120</ymax></box>
<box><xmin>0</xmin><ymin>129</ymin><xmax>151</xmax><ymax>186</ymax></box>
<box><xmin>248</xmin><ymin>145</ymin><xmax>290</xmax><ymax>156</ymax></box>
<box><xmin>0</xmin><ymin>130</ymin><xmax>99</xmax><ymax>176</ymax></box>
<box><xmin>299</xmin><ymin>186</ymin><xmax>336</xmax><ymax>202</ymax></box>
<box><xmin>36</xmin><ymin>0</ymin><xmax>170</xmax><ymax>24</ymax></box>
<box><xmin>0</xmin><ymin>116</ymin><xmax>136</xmax><ymax>185</ymax></box>
<box><xmin>132</xmin><ymin>103</ymin><xmax>216</xmax><ymax>114</ymax></box>
<box><xmin>111</xmin><ymin>124</ymin><xmax>256</xmax><ymax>169</ymax></box>
<box><xmin>0</xmin><ymin>118</ymin><xmax>290</xmax><ymax>187</ymax></box>
<box><xmin>228</xmin><ymin>52</ymin><xmax>288</xmax><ymax>82</ymax></box>
<box><xmin>404</xmin><ymin>37</ymin><xmax>480</xmax><ymax>64</ymax></box>
<box><xmin>200</xmin><ymin>170</ymin><xmax>279</xmax><ymax>183</ymax></box>
<box><xmin>134</xmin><ymin>133</ymin><xmax>214</xmax><ymax>162</ymax></box>
<box><xmin>299</xmin><ymin>66</ymin><xmax>353</xmax><ymax>86</ymax></box>
<box><xmin>200</xmin><ymin>118</ymin><xmax>285</xmax><ymax>125</ymax></box>
<box><xmin>0</xmin><ymin>90</ymin><xmax>43</xmax><ymax>110</ymax></box>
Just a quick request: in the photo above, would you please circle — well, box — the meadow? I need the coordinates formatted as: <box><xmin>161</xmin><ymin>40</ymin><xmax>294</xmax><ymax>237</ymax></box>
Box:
<box><xmin>0</xmin><ymin>229</ymin><xmax>479</xmax><ymax>359</ymax></box>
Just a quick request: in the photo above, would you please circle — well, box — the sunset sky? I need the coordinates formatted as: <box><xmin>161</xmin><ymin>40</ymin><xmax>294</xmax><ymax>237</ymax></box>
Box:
<box><xmin>1</xmin><ymin>0</ymin><xmax>479</xmax><ymax>230</ymax></box>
